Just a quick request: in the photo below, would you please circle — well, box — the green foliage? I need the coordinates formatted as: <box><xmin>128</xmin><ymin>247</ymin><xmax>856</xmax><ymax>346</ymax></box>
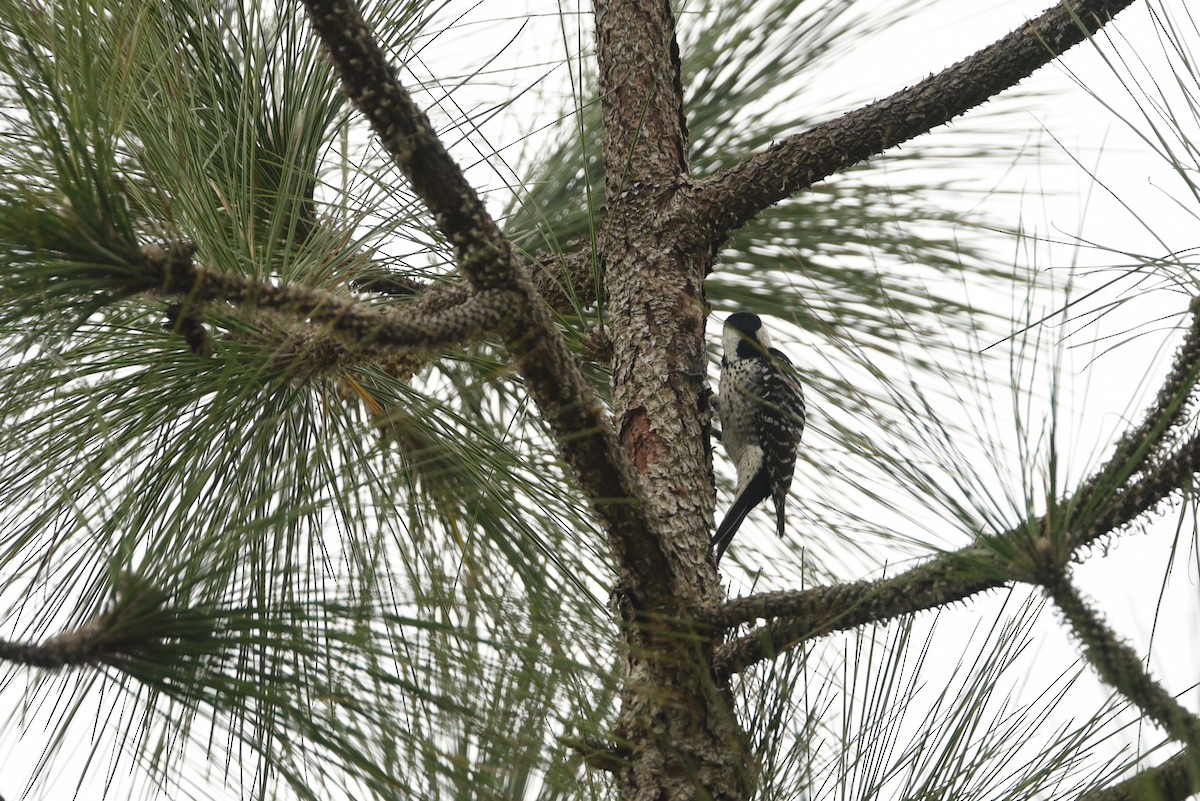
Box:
<box><xmin>0</xmin><ymin>0</ymin><xmax>613</xmax><ymax>798</ymax></box>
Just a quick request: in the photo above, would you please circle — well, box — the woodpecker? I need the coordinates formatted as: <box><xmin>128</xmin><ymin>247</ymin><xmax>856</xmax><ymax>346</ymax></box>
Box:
<box><xmin>712</xmin><ymin>312</ymin><xmax>806</xmax><ymax>564</ymax></box>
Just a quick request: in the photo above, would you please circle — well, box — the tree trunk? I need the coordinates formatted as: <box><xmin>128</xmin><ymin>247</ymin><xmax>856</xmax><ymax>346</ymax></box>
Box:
<box><xmin>596</xmin><ymin>0</ymin><xmax>749</xmax><ymax>797</ymax></box>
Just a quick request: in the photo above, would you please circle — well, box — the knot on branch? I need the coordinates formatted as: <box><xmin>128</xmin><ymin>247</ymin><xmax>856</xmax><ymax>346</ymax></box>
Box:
<box><xmin>165</xmin><ymin>301</ymin><xmax>214</xmax><ymax>358</ymax></box>
<box><xmin>139</xmin><ymin>241</ymin><xmax>199</xmax><ymax>294</ymax></box>
<box><xmin>559</xmin><ymin>735</ymin><xmax>629</xmax><ymax>773</ymax></box>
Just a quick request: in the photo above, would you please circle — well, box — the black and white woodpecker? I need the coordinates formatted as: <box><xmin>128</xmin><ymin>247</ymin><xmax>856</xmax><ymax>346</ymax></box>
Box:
<box><xmin>712</xmin><ymin>312</ymin><xmax>806</xmax><ymax>564</ymax></box>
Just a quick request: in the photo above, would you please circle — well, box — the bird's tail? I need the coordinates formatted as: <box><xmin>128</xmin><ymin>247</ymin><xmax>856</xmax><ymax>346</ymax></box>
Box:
<box><xmin>773</xmin><ymin>483</ymin><xmax>788</xmax><ymax>538</ymax></box>
<box><xmin>711</xmin><ymin>471</ymin><xmax>770</xmax><ymax>564</ymax></box>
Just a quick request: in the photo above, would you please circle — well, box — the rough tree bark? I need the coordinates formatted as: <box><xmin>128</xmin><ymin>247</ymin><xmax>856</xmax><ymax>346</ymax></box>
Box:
<box><xmin>593</xmin><ymin>0</ymin><xmax>746</xmax><ymax>796</ymax></box>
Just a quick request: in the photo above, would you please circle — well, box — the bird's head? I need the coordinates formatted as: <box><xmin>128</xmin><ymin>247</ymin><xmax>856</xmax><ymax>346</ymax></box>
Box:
<box><xmin>723</xmin><ymin>312</ymin><xmax>771</xmax><ymax>359</ymax></box>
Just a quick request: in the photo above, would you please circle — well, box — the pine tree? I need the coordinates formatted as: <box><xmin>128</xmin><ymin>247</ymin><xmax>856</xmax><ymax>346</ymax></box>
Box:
<box><xmin>0</xmin><ymin>0</ymin><xmax>1197</xmax><ymax>799</ymax></box>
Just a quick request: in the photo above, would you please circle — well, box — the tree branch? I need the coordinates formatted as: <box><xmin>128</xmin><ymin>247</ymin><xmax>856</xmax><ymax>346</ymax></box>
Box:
<box><xmin>1080</xmin><ymin>748</ymin><xmax>1200</xmax><ymax>801</ymax></box>
<box><xmin>142</xmin><ymin>243</ymin><xmax>522</xmax><ymax>352</ymax></box>
<box><xmin>709</xmin><ymin>549</ymin><xmax>1006</xmax><ymax>679</ymax></box>
<box><xmin>0</xmin><ymin>573</ymin><xmax>174</xmax><ymax>669</ymax></box>
<box><xmin>1080</xmin><ymin>434</ymin><xmax>1200</xmax><ymax>551</ymax></box>
<box><xmin>364</xmin><ymin>247</ymin><xmax>600</xmax><ymax>319</ymax></box>
<box><xmin>302</xmin><ymin>0</ymin><xmax>513</xmax><ymax>291</ymax></box>
<box><xmin>1045</xmin><ymin>571</ymin><xmax>1200</xmax><ymax>747</ymax></box>
<box><xmin>1072</xmin><ymin>300</ymin><xmax>1200</xmax><ymax>517</ymax></box>
<box><xmin>693</xmin><ymin>0</ymin><xmax>1138</xmax><ymax>244</ymax></box>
